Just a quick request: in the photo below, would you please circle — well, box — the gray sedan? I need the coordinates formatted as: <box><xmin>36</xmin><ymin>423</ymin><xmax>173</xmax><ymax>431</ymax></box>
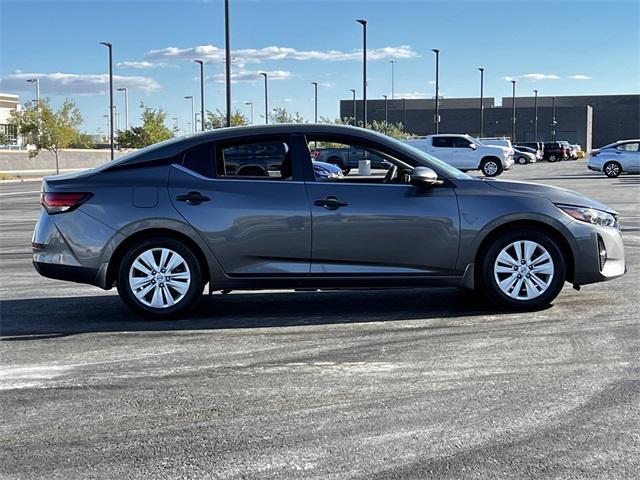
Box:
<box><xmin>33</xmin><ymin>124</ymin><xmax>626</xmax><ymax>317</ymax></box>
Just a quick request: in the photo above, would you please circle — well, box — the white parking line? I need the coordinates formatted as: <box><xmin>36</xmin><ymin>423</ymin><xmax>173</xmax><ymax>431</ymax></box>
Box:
<box><xmin>0</xmin><ymin>190</ymin><xmax>41</xmax><ymax>197</ymax></box>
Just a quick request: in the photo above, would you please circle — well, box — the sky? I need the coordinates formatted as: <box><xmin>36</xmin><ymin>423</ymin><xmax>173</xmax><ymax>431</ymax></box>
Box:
<box><xmin>1</xmin><ymin>0</ymin><xmax>639</xmax><ymax>134</ymax></box>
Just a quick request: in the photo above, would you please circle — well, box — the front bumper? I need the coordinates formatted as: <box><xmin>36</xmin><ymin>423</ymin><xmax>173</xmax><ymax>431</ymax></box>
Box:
<box><xmin>571</xmin><ymin>223</ymin><xmax>626</xmax><ymax>286</ymax></box>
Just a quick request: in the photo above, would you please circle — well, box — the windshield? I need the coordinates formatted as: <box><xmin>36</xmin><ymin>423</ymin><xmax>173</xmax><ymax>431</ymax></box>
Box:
<box><xmin>385</xmin><ymin>136</ymin><xmax>472</xmax><ymax>179</ymax></box>
<box><xmin>92</xmin><ymin>135</ymin><xmax>189</xmax><ymax>172</ymax></box>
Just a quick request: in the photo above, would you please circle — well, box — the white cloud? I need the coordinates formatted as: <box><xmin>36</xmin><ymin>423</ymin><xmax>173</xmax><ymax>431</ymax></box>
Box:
<box><xmin>428</xmin><ymin>80</ymin><xmax>436</xmax><ymax>85</ymax></box>
<box><xmin>209</xmin><ymin>69</ymin><xmax>293</xmax><ymax>84</ymax></box>
<box><xmin>395</xmin><ymin>92</ymin><xmax>428</xmax><ymax>99</ymax></box>
<box><xmin>116</xmin><ymin>61</ymin><xmax>170</xmax><ymax>69</ymax></box>
<box><xmin>503</xmin><ymin>73</ymin><xmax>560</xmax><ymax>82</ymax></box>
<box><xmin>0</xmin><ymin>72</ymin><xmax>161</xmax><ymax>95</ymax></box>
<box><xmin>568</xmin><ymin>74</ymin><xmax>591</xmax><ymax>80</ymax></box>
<box><xmin>146</xmin><ymin>44</ymin><xmax>417</xmax><ymax>64</ymax></box>
<box><xmin>317</xmin><ymin>82</ymin><xmax>335</xmax><ymax>88</ymax></box>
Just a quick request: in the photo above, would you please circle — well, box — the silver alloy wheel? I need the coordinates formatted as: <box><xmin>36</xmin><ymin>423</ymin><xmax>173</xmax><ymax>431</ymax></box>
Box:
<box><xmin>604</xmin><ymin>162</ymin><xmax>621</xmax><ymax>177</ymax></box>
<box><xmin>517</xmin><ymin>156</ymin><xmax>528</xmax><ymax>165</ymax></box>
<box><xmin>128</xmin><ymin>248</ymin><xmax>191</xmax><ymax>309</ymax></box>
<box><xmin>483</xmin><ymin>161</ymin><xmax>498</xmax><ymax>176</ymax></box>
<box><xmin>493</xmin><ymin>240</ymin><xmax>554</xmax><ymax>301</ymax></box>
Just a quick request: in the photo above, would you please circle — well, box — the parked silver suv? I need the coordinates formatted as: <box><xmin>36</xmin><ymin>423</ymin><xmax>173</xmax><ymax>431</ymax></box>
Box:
<box><xmin>33</xmin><ymin>124</ymin><xmax>626</xmax><ymax>317</ymax></box>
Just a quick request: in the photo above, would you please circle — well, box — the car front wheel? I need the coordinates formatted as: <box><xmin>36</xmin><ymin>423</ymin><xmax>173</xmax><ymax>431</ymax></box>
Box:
<box><xmin>517</xmin><ymin>156</ymin><xmax>528</xmax><ymax>165</ymax></box>
<box><xmin>117</xmin><ymin>237</ymin><xmax>203</xmax><ymax>318</ymax></box>
<box><xmin>481</xmin><ymin>158</ymin><xmax>503</xmax><ymax>177</ymax></box>
<box><xmin>479</xmin><ymin>228</ymin><xmax>566</xmax><ymax>310</ymax></box>
<box><xmin>603</xmin><ymin>161</ymin><xmax>622</xmax><ymax>178</ymax></box>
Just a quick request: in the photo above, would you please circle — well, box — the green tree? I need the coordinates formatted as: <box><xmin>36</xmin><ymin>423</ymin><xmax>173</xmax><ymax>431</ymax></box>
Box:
<box><xmin>9</xmin><ymin>98</ymin><xmax>85</xmax><ymax>174</ymax></box>
<box><xmin>271</xmin><ymin>107</ymin><xmax>305</xmax><ymax>124</ymax></box>
<box><xmin>205</xmin><ymin>109</ymin><xmax>249</xmax><ymax>129</ymax></box>
<box><xmin>117</xmin><ymin>105</ymin><xmax>174</xmax><ymax>148</ymax></box>
<box><xmin>69</xmin><ymin>131</ymin><xmax>95</xmax><ymax>149</ymax></box>
<box><xmin>369</xmin><ymin>120</ymin><xmax>407</xmax><ymax>139</ymax></box>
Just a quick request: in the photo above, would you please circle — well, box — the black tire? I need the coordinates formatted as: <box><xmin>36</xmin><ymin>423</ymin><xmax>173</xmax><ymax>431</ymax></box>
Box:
<box><xmin>547</xmin><ymin>154</ymin><xmax>558</xmax><ymax>162</ymax></box>
<box><xmin>478</xmin><ymin>228</ymin><xmax>566</xmax><ymax>311</ymax></box>
<box><xmin>117</xmin><ymin>237</ymin><xmax>204</xmax><ymax>318</ymax></box>
<box><xmin>603</xmin><ymin>161</ymin><xmax>622</xmax><ymax>178</ymax></box>
<box><xmin>327</xmin><ymin>156</ymin><xmax>349</xmax><ymax>175</ymax></box>
<box><xmin>480</xmin><ymin>157</ymin><xmax>503</xmax><ymax>177</ymax></box>
<box><xmin>516</xmin><ymin>155</ymin><xmax>528</xmax><ymax>165</ymax></box>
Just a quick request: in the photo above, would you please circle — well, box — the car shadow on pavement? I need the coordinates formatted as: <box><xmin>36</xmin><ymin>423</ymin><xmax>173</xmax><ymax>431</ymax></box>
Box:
<box><xmin>0</xmin><ymin>287</ymin><xmax>510</xmax><ymax>340</ymax></box>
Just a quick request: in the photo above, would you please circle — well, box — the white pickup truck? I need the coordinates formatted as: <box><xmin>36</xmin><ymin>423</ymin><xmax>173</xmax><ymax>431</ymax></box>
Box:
<box><xmin>405</xmin><ymin>134</ymin><xmax>514</xmax><ymax>177</ymax></box>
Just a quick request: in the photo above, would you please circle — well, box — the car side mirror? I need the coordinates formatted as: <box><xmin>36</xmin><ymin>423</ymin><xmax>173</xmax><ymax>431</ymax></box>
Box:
<box><xmin>469</xmin><ymin>143</ymin><xmax>477</xmax><ymax>150</ymax></box>
<box><xmin>410</xmin><ymin>166</ymin><xmax>439</xmax><ymax>186</ymax></box>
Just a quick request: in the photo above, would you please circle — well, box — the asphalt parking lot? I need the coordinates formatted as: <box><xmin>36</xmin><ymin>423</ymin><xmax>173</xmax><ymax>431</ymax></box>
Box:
<box><xmin>1</xmin><ymin>160</ymin><xmax>639</xmax><ymax>479</ymax></box>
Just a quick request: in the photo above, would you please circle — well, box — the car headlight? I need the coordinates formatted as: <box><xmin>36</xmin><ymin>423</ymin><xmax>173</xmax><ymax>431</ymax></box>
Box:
<box><xmin>556</xmin><ymin>204</ymin><xmax>619</xmax><ymax>229</ymax></box>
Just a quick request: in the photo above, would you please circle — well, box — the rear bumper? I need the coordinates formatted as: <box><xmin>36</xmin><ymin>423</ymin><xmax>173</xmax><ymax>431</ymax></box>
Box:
<box><xmin>32</xmin><ymin>208</ymin><xmax>116</xmax><ymax>289</ymax></box>
<box><xmin>33</xmin><ymin>261</ymin><xmax>102</xmax><ymax>286</ymax></box>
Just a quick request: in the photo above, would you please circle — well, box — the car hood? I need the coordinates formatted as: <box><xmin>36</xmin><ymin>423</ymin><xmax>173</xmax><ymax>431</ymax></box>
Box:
<box><xmin>483</xmin><ymin>179</ymin><xmax>617</xmax><ymax>214</ymax></box>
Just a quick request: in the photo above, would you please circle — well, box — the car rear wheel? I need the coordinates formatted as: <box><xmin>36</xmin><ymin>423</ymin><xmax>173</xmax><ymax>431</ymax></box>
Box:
<box><xmin>603</xmin><ymin>161</ymin><xmax>622</xmax><ymax>178</ymax></box>
<box><xmin>517</xmin><ymin>156</ymin><xmax>528</xmax><ymax>165</ymax></box>
<box><xmin>548</xmin><ymin>154</ymin><xmax>558</xmax><ymax>162</ymax></box>
<box><xmin>480</xmin><ymin>158</ymin><xmax>503</xmax><ymax>177</ymax></box>
<box><xmin>479</xmin><ymin>228</ymin><xmax>566</xmax><ymax>310</ymax></box>
<box><xmin>117</xmin><ymin>237</ymin><xmax>203</xmax><ymax>318</ymax></box>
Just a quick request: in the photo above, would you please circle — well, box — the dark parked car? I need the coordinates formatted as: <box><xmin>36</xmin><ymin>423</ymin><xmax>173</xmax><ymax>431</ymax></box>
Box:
<box><xmin>543</xmin><ymin>142</ymin><xmax>569</xmax><ymax>162</ymax></box>
<box><xmin>33</xmin><ymin>124</ymin><xmax>626</xmax><ymax>317</ymax></box>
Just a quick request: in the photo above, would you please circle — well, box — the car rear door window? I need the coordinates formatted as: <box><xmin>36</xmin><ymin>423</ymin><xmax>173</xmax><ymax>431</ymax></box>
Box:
<box><xmin>181</xmin><ymin>143</ymin><xmax>214</xmax><ymax>178</ymax></box>
<box><xmin>217</xmin><ymin>140</ymin><xmax>292</xmax><ymax>180</ymax></box>
<box><xmin>616</xmin><ymin>142</ymin><xmax>639</xmax><ymax>152</ymax></box>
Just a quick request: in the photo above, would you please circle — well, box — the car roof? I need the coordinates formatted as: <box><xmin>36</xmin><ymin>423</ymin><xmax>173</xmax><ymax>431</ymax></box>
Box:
<box><xmin>107</xmin><ymin>124</ymin><xmax>397</xmax><ymax>168</ymax></box>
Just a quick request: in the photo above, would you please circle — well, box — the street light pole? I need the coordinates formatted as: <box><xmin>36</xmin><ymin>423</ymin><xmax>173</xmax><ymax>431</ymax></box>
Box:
<box><xmin>311</xmin><ymin>82</ymin><xmax>318</xmax><ymax>123</ymax></box>
<box><xmin>259</xmin><ymin>72</ymin><xmax>268</xmax><ymax>124</ymax></box>
<box><xmin>194</xmin><ymin>60</ymin><xmax>205</xmax><ymax>131</ymax></box>
<box><xmin>26</xmin><ymin>78</ymin><xmax>40</xmax><ymax>103</ymax></box>
<box><xmin>533</xmin><ymin>89</ymin><xmax>539</xmax><ymax>142</ymax></box>
<box><xmin>356</xmin><ymin>19</ymin><xmax>367</xmax><ymax>128</ymax></box>
<box><xmin>224</xmin><ymin>0</ymin><xmax>232</xmax><ymax>127</ymax></box>
<box><xmin>382</xmin><ymin>94</ymin><xmax>388</xmax><ymax>134</ymax></box>
<box><xmin>350</xmin><ymin>89</ymin><xmax>356</xmax><ymax>126</ymax></box>
<box><xmin>551</xmin><ymin>96</ymin><xmax>557</xmax><ymax>141</ymax></box>
<box><xmin>184</xmin><ymin>96</ymin><xmax>195</xmax><ymax>133</ymax></box>
<box><xmin>511</xmin><ymin>79</ymin><xmax>516</xmax><ymax>142</ymax></box>
<box><xmin>432</xmin><ymin>48</ymin><xmax>440</xmax><ymax>134</ymax></box>
<box><xmin>244</xmin><ymin>101</ymin><xmax>254</xmax><ymax>124</ymax></box>
<box><xmin>478</xmin><ymin>68</ymin><xmax>484</xmax><ymax>138</ymax></box>
<box><xmin>117</xmin><ymin>87</ymin><xmax>129</xmax><ymax>130</ymax></box>
<box><xmin>100</xmin><ymin>42</ymin><xmax>114</xmax><ymax>160</ymax></box>
<box><xmin>26</xmin><ymin>78</ymin><xmax>40</xmax><ymax>144</ymax></box>
<box><xmin>389</xmin><ymin>59</ymin><xmax>396</xmax><ymax>99</ymax></box>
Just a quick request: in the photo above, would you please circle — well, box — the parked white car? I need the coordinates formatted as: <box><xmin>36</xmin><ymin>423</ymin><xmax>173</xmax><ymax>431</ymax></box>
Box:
<box><xmin>405</xmin><ymin>134</ymin><xmax>513</xmax><ymax>176</ymax></box>
<box><xmin>588</xmin><ymin>139</ymin><xmax>640</xmax><ymax>177</ymax></box>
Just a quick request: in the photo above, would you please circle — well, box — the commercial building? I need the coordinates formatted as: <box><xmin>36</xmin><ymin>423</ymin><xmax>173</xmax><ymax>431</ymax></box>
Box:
<box><xmin>0</xmin><ymin>93</ymin><xmax>20</xmax><ymax>146</ymax></box>
<box><xmin>339</xmin><ymin>94</ymin><xmax>640</xmax><ymax>150</ymax></box>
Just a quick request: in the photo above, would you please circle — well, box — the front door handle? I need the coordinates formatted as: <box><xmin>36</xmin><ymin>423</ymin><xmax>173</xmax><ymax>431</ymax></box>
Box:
<box><xmin>175</xmin><ymin>191</ymin><xmax>211</xmax><ymax>205</ymax></box>
<box><xmin>314</xmin><ymin>196</ymin><xmax>349</xmax><ymax>210</ymax></box>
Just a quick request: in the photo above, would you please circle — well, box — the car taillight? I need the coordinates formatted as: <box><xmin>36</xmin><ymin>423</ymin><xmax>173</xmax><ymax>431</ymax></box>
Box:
<box><xmin>40</xmin><ymin>192</ymin><xmax>93</xmax><ymax>214</ymax></box>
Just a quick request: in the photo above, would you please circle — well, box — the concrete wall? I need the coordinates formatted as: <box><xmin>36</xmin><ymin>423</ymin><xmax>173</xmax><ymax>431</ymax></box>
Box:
<box><xmin>0</xmin><ymin>149</ymin><xmax>129</xmax><ymax>174</ymax></box>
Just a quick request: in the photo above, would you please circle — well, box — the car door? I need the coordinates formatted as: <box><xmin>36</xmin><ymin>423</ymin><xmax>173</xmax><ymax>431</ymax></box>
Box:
<box><xmin>168</xmin><ymin>136</ymin><xmax>312</xmax><ymax>276</ymax></box>
<box><xmin>297</xmin><ymin>135</ymin><xmax>460</xmax><ymax>276</ymax></box>
<box><xmin>452</xmin><ymin>137</ymin><xmax>479</xmax><ymax>170</ymax></box>
<box><xmin>430</xmin><ymin>136</ymin><xmax>457</xmax><ymax>167</ymax></box>
<box><xmin>616</xmin><ymin>142</ymin><xmax>640</xmax><ymax>173</ymax></box>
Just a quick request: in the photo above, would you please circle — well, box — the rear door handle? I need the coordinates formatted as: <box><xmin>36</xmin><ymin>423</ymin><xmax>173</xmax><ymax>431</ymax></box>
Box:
<box><xmin>175</xmin><ymin>191</ymin><xmax>211</xmax><ymax>205</ymax></box>
<box><xmin>314</xmin><ymin>196</ymin><xmax>349</xmax><ymax>210</ymax></box>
